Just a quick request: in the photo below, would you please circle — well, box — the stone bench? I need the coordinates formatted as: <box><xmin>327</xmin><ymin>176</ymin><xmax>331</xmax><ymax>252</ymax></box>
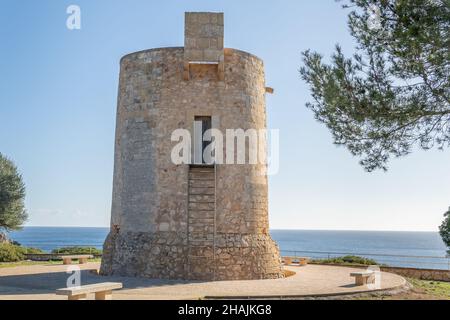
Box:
<box><xmin>60</xmin><ymin>255</ymin><xmax>93</xmax><ymax>265</ymax></box>
<box><xmin>282</xmin><ymin>256</ymin><xmax>310</xmax><ymax>266</ymax></box>
<box><xmin>296</xmin><ymin>257</ymin><xmax>310</xmax><ymax>266</ymax></box>
<box><xmin>56</xmin><ymin>282</ymin><xmax>123</xmax><ymax>300</ymax></box>
<box><xmin>350</xmin><ymin>271</ymin><xmax>375</xmax><ymax>286</ymax></box>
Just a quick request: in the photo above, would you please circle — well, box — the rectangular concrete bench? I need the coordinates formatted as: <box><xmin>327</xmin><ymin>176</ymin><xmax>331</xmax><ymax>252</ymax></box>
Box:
<box><xmin>60</xmin><ymin>255</ymin><xmax>94</xmax><ymax>265</ymax></box>
<box><xmin>350</xmin><ymin>271</ymin><xmax>375</xmax><ymax>286</ymax></box>
<box><xmin>296</xmin><ymin>257</ymin><xmax>310</xmax><ymax>266</ymax></box>
<box><xmin>282</xmin><ymin>257</ymin><xmax>310</xmax><ymax>266</ymax></box>
<box><xmin>56</xmin><ymin>282</ymin><xmax>123</xmax><ymax>300</ymax></box>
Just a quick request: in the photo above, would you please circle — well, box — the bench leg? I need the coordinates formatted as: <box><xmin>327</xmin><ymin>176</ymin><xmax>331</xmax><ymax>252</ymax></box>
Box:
<box><xmin>68</xmin><ymin>294</ymin><xmax>87</xmax><ymax>300</ymax></box>
<box><xmin>95</xmin><ymin>290</ymin><xmax>113</xmax><ymax>300</ymax></box>
<box><xmin>355</xmin><ymin>276</ymin><xmax>365</xmax><ymax>286</ymax></box>
<box><xmin>63</xmin><ymin>259</ymin><xmax>72</xmax><ymax>265</ymax></box>
<box><xmin>79</xmin><ymin>258</ymin><xmax>87</xmax><ymax>264</ymax></box>
<box><xmin>367</xmin><ymin>274</ymin><xmax>376</xmax><ymax>284</ymax></box>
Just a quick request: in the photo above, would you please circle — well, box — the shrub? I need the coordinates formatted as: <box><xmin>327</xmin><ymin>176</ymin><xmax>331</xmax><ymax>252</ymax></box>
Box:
<box><xmin>21</xmin><ymin>247</ymin><xmax>45</xmax><ymax>254</ymax></box>
<box><xmin>0</xmin><ymin>243</ymin><xmax>45</xmax><ymax>262</ymax></box>
<box><xmin>311</xmin><ymin>255</ymin><xmax>378</xmax><ymax>266</ymax></box>
<box><xmin>51</xmin><ymin>246</ymin><xmax>102</xmax><ymax>255</ymax></box>
<box><xmin>0</xmin><ymin>243</ymin><xmax>25</xmax><ymax>262</ymax></box>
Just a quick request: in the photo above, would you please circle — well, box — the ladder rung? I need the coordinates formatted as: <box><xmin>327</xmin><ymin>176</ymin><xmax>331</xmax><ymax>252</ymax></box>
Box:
<box><xmin>189</xmin><ymin>201</ymin><xmax>215</xmax><ymax>204</ymax></box>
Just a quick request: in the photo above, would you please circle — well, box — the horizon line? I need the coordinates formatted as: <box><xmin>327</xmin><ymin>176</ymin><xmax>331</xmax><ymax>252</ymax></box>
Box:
<box><xmin>19</xmin><ymin>225</ymin><xmax>439</xmax><ymax>233</ymax></box>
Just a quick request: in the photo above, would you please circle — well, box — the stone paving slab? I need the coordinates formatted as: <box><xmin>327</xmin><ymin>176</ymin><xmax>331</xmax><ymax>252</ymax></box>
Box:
<box><xmin>0</xmin><ymin>263</ymin><xmax>406</xmax><ymax>300</ymax></box>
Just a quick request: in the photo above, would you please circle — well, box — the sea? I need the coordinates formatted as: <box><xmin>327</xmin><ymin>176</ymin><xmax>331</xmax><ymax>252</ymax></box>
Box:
<box><xmin>7</xmin><ymin>227</ymin><xmax>449</xmax><ymax>270</ymax></box>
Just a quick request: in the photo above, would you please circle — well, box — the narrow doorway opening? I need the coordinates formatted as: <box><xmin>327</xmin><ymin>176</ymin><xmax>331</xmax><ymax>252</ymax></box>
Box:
<box><xmin>194</xmin><ymin>116</ymin><xmax>212</xmax><ymax>164</ymax></box>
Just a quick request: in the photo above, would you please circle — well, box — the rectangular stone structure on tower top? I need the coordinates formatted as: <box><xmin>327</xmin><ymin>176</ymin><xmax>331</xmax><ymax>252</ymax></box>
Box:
<box><xmin>184</xmin><ymin>12</ymin><xmax>224</xmax><ymax>62</ymax></box>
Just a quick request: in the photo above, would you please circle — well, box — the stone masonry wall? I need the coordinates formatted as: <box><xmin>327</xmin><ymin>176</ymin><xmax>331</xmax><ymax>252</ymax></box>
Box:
<box><xmin>380</xmin><ymin>266</ymin><xmax>450</xmax><ymax>282</ymax></box>
<box><xmin>102</xmin><ymin>230</ymin><xmax>282</xmax><ymax>280</ymax></box>
<box><xmin>184</xmin><ymin>12</ymin><xmax>224</xmax><ymax>62</ymax></box>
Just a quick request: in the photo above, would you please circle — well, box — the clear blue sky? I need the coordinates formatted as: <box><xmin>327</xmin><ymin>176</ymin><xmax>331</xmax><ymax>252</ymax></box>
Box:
<box><xmin>1</xmin><ymin>0</ymin><xmax>449</xmax><ymax>231</ymax></box>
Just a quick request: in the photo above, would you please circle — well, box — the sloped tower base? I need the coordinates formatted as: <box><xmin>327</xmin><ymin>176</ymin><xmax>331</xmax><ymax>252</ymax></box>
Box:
<box><xmin>100</xmin><ymin>230</ymin><xmax>284</xmax><ymax>281</ymax></box>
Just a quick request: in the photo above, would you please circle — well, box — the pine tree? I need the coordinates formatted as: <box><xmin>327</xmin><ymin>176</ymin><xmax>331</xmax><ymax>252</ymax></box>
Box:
<box><xmin>439</xmin><ymin>208</ymin><xmax>450</xmax><ymax>255</ymax></box>
<box><xmin>0</xmin><ymin>153</ymin><xmax>27</xmax><ymax>234</ymax></box>
<box><xmin>300</xmin><ymin>0</ymin><xmax>449</xmax><ymax>171</ymax></box>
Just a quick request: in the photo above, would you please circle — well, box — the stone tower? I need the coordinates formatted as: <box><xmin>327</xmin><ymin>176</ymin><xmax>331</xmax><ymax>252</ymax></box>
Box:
<box><xmin>100</xmin><ymin>12</ymin><xmax>283</xmax><ymax>281</ymax></box>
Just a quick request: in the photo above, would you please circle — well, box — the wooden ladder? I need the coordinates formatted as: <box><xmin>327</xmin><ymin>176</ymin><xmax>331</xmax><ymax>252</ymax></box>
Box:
<box><xmin>187</xmin><ymin>165</ymin><xmax>217</xmax><ymax>280</ymax></box>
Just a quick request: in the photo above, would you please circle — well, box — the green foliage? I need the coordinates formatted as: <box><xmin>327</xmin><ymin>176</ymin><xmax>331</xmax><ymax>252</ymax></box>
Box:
<box><xmin>0</xmin><ymin>153</ymin><xmax>27</xmax><ymax>231</ymax></box>
<box><xmin>300</xmin><ymin>0</ymin><xmax>450</xmax><ymax>171</ymax></box>
<box><xmin>21</xmin><ymin>247</ymin><xmax>45</xmax><ymax>254</ymax></box>
<box><xmin>51</xmin><ymin>246</ymin><xmax>102</xmax><ymax>255</ymax></box>
<box><xmin>0</xmin><ymin>243</ymin><xmax>45</xmax><ymax>262</ymax></box>
<box><xmin>439</xmin><ymin>207</ymin><xmax>450</xmax><ymax>255</ymax></box>
<box><xmin>0</xmin><ymin>243</ymin><xmax>25</xmax><ymax>262</ymax></box>
<box><xmin>312</xmin><ymin>255</ymin><xmax>379</xmax><ymax>266</ymax></box>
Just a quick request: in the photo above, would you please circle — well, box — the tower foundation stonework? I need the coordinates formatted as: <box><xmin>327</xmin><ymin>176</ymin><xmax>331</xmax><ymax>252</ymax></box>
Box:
<box><xmin>100</xmin><ymin>12</ymin><xmax>283</xmax><ymax>281</ymax></box>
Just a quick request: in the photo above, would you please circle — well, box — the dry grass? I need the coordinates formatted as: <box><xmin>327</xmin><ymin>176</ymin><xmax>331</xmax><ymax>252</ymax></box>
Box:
<box><xmin>357</xmin><ymin>278</ymin><xmax>450</xmax><ymax>300</ymax></box>
<box><xmin>283</xmin><ymin>269</ymin><xmax>296</xmax><ymax>278</ymax></box>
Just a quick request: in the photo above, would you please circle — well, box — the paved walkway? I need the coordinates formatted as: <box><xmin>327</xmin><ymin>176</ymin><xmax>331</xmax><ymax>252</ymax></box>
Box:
<box><xmin>0</xmin><ymin>263</ymin><xmax>406</xmax><ymax>300</ymax></box>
